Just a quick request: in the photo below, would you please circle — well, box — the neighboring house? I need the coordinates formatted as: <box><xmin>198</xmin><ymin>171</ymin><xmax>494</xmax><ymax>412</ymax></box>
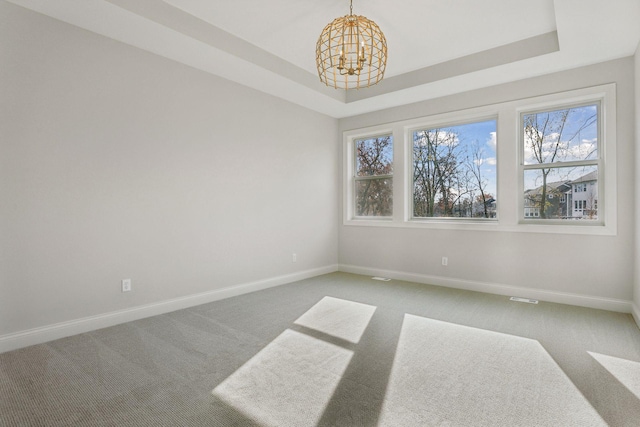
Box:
<box><xmin>454</xmin><ymin>197</ymin><xmax>497</xmax><ymax>218</ymax></box>
<box><xmin>523</xmin><ymin>171</ymin><xmax>597</xmax><ymax>219</ymax></box>
<box><xmin>570</xmin><ymin>171</ymin><xmax>598</xmax><ymax>219</ymax></box>
<box><xmin>523</xmin><ymin>181</ymin><xmax>572</xmax><ymax>219</ymax></box>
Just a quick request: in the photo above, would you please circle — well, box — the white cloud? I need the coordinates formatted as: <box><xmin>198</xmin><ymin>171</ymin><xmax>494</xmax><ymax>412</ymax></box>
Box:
<box><xmin>414</xmin><ymin>129</ymin><xmax>458</xmax><ymax>148</ymax></box>
<box><xmin>566</xmin><ymin>138</ymin><xmax>598</xmax><ymax>160</ymax></box>
<box><xmin>487</xmin><ymin>132</ymin><xmax>497</xmax><ymax>150</ymax></box>
<box><xmin>473</xmin><ymin>156</ymin><xmax>496</xmax><ymax>167</ymax></box>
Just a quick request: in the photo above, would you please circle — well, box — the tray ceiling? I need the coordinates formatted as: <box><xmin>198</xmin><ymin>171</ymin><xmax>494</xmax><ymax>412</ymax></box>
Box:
<box><xmin>7</xmin><ymin>0</ymin><xmax>640</xmax><ymax>117</ymax></box>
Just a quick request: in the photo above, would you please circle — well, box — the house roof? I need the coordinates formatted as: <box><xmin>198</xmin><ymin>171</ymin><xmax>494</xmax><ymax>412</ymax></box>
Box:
<box><xmin>525</xmin><ymin>170</ymin><xmax>598</xmax><ymax>196</ymax></box>
<box><xmin>524</xmin><ymin>180</ymin><xmax>571</xmax><ymax>196</ymax></box>
<box><xmin>570</xmin><ymin>170</ymin><xmax>598</xmax><ymax>184</ymax></box>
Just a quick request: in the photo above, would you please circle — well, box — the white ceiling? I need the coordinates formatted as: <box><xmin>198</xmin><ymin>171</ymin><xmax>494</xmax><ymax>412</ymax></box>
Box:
<box><xmin>8</xmin><ymin>0</ymin><xmax>640</xmax><ymax>118</ymax></box>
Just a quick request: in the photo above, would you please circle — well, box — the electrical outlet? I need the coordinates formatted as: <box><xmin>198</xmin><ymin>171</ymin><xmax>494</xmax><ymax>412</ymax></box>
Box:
<box><xmin>292</xmin><ymin>253</ymin><xmax>297</xmax><ymax>263</ymax></box>
<box><xmin>122</xmin><ymin>279</ymin><xmax>132</xmax><ymax>292</ymax></box>
<box><xmin>442</xmin><ymin>257</ymin><xmax>448</xmax><ymax>266</ymax></box>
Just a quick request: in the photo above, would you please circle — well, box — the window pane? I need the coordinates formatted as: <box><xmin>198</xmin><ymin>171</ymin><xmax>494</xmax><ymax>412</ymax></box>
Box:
<box><xmin>412</xmin><ymin>120</ymin><xmax>497</xmax><ymax>218</ymax></box>
<box><xmin>523</xmin><ymin>104</ymin><xmax>598</xmax><ymax>165</ymax></box>
<box><xmin>523</xmin><ymin>165</ymin><xmax>598</xmax><ymax>220</ymax></box>
<box><xmin>356</xmin><ymin>136</ymin><xmax>393</xmax><ymax>177</ymax></box>
<box><xmin>356</xmin><ymin>178</ymin><xmax>393</xmax><ymax>217</ymax></box>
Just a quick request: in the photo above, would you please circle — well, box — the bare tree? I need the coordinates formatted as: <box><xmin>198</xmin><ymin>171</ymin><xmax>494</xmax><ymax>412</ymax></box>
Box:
<box><xmin>413</xmin><ymin>129</ymin><xmax>459</xmax><ymax>217</ymax></box>
<box><xmin>356</xmin><ymin>136</ymin><xmax>392</xmax><ymax>216</ymax></box>
<box><xmin>465</xmin><ymin>142</ymin><xmax>491</xmax><ymax>218</ymax></box>
<box><xmin>524</xmin><ymin>108</ymin><xmax>596</xmax><ymax>218</ymax></box>
<box><xmin>585</xmin><ymin>186</ymin><xmax>598</xmax><ymax>219</ymax></box>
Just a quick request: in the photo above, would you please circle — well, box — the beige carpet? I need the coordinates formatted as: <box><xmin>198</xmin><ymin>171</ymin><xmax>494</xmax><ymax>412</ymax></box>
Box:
<box><xmin>213</xmin><ymin>328</ymin><xmax>353</xmax><ymax>426</ymax></box>
<box><xmin>211</xmin><ymin>297</ymin><xmax>606</xmax><ymax>427</ymax></box>
<box><xmin>589</xmin><ymin>351</ymin><xmax>640</xmax><ymax>400</ymax></box>
<box><xmin>2</xmin><ymin>272</ymin><xmax>639</xmax><ymax>425</ymax></box>
<box><xmin>379</xmin><ymin>314</ymin><xmax>605</xmax><ymax>426</ymax></box>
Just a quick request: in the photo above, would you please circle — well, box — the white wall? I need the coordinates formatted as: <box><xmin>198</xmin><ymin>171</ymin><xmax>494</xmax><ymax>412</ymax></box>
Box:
<box><xmin>634</xmin><ymin>44</ymin><xmax>640</xmax><ymax>325</ymax></box>
<box><xmin>0</xmin><ymin>3</ymin><xmax>338</xmax><ymax>344</ymax></box>
<box><xmin>339</xmin><ymin>58</ymin><xmax>636</xmax><ymax>309</ymax></box>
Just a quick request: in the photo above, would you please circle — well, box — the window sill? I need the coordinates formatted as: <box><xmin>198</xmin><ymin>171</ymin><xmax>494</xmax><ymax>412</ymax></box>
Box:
<box><xmin>343</xmin><ymin>218</ymin><xmax>616</xmax><ymax>236</ymax></box>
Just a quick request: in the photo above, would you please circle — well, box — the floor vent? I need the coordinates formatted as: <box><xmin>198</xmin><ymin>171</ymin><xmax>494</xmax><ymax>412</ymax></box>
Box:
<box><xmin>371</xmin><ymin>277</ymin><xmax>391</xmax><ymax>282</ymax></box>
<box><xmin>510</xmin><ymin>296</ymin><xmax>539</xmax><ymax>304</ymax></box>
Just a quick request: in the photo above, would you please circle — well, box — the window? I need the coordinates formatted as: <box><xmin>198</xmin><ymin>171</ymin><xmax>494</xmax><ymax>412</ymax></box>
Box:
<box><xmin>412</xmin><ymin>120</ymin><xmax>497</xmax><ymax>219</ymax></box>
<box><xmin>574</xmin><ymin>183</ymin><xmax>587</xmax><ymax>193</ymax></box>
<box><xmin>521</xmin><ymin>103</ymin><xmax>600</xmax><ymax>221</ymax></box>
<box><xmin>343</xmin><ymin>84</ymin><xmax>615</xmax><ymax>235</ymax></box>
<box><xmin>353</xmin><ymin>135</ymin><xmax>393</xmax><ymax>217</ymax></box>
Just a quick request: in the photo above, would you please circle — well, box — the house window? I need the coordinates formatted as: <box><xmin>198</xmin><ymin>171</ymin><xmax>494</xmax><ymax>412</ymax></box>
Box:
<box><xmin>521</xmin><ymin>103</ymin><xmax>600</xmax><ymax>222</ymax></box>
<box><xmin>412</xmin><ymin>119</ymin><xmax>497</xmax><ymax>219</ymax></box>
<box><xmin>343</xmin><ymin>84</ymin><xmax>615</xmax><ymax>234</ymax></box>
<box><xmin>353</xmin><ymin>135</ymin><xmax>393</xmax><ymax>217</ymax></box>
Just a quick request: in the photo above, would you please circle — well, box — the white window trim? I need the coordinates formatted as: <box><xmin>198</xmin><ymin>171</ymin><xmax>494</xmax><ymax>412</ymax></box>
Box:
<box><xmin>405</xmin><ymin>113</ymin><xmax>499</xmax><ymax>224</ymax></box>
<box><xmin>342</xmin><ymin>83</ymin><xmax>617</xmax><ymax>236</ymax></box>
<box><xmin>515</xmin><ymin>84</ymin><xmax>616</xmax><ymax>235</ymax></box>
<box><xmin>343</xmin><ymin>126</ymin><xmax>395</xmax><ymax>222</ymax></box>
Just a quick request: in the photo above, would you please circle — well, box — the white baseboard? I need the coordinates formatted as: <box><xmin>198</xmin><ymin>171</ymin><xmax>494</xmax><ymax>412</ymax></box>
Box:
<box><xmin>632</xmin><ymin>302</ymin><xmax>640</xmax><ymax>330</ymax></box>
<box><xmin>339</xmin><ymin>264</ymin><xmax>633</xmax><ymax>314</ymax></box>
<box><xmin>0</xmin><ymin>265</ymin><xmax>339</xmax><ymax>354</ymax></box>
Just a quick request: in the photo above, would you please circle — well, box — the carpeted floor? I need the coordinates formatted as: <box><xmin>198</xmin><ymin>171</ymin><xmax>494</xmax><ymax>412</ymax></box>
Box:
<box><xmin>1</xmin><ymin>272</ymin><xmax>639</xmax><ymax>426</ymax></box>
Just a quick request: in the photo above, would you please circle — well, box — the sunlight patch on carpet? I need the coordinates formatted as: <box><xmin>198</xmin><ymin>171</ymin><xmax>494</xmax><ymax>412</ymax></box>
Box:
<box><xmin>211</xmin><ymin>329</ymin><xmax>352</xmax><ymax>426</ymax></box>
<box><xmin>294</xmin><ymin>296</ymin><xmax>377</xmax><ymax>344</ymax></box>
<box><xmin>589</xmin><ymin>351</ymin><xmax>640</xmax><ymax>400</ymax></box>
<box><xmin>378</xmin><ymin>314</ymin><xmax>606</xmax><ymax>426</ymax></box>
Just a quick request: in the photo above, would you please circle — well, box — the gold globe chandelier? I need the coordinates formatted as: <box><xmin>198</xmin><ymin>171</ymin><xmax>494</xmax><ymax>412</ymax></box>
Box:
<box><xmin>316</xmin><ymin>0</ymin><xmax>387</xmax><ymax>90</ymax></box>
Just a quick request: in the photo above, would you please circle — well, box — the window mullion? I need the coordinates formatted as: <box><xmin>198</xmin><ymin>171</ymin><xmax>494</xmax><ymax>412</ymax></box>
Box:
<box><xmin>522</xmin><ymin>159</ymin><xmax>599</xmax><ymax>171</ymax></box>
<box><xmin>354</xmin><ymin>174</ymin><xmax>393</xmax><ymax>181</ymax></box>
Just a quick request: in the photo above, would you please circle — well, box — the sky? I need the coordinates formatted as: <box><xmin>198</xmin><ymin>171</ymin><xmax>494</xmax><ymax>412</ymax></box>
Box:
<box><xmin>359</xmin><ymin>104</ymin><xmax>597</xmax><ymax>203</ymax></box>
<box><xmin>413</xmin><ymin>119</ymin><xmax>498</xmax><ymax>199</ymax></box>
<box><xmin>422</xmin><ymin>104</ymin><xmax>599</xmax><ymax>197</ymax></box>
<box><xmin>456</xmin><ymin>120</ymin><xmax>497</xmax><ymax>197</ymax></box>
<box><xmin>522</xmin><ymin>104</ymin><xmax>598</xmax><ymax>190</ymax></box>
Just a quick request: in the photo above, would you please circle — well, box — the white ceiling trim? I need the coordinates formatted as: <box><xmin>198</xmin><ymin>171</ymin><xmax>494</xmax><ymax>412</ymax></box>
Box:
<box><xmin>6</xmin><ymin>0</ymin><xmax>640</xmax><ymax>118</ymax></box>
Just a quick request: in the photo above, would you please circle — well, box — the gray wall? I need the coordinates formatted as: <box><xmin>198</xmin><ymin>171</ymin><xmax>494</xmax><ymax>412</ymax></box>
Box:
<box><xmin>1</xmin><ymin>2</ymin><xmax>637</xmax><ymax>343</ymax></box>
<box><xmin>635</xmin><ymin>44</ymin><xmax>640</xmax><ymax>322</ymax></box>
<box><xmin>339</xmin><ymin>58</ymin><xmax>635</xmax><ymax>304</ymax></box>
<box><xmin>0</xmin><ymin>3</ymin><xmax>338</xmax><ymax>337</ymax></box>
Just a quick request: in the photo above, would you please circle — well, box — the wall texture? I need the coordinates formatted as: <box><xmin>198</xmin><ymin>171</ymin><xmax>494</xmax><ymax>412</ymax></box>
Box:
<box><xmin>339</xmin><ymin>58</ymin><xmax>636</xmax><ymax>308</ymax></box>
<box><xmin>634</xmin><ymin>44</ymin><xmax>640</xmax><ymax>324</ymax></box>
<box><xmin>1</xmin><ymin>2</ymin><xmax>636</xmax><ymax>349</ymax></box>
<box><xmin>0</xmin><ymin>3</ymin><xmax>338</xmax><ymax>341</ymax></box>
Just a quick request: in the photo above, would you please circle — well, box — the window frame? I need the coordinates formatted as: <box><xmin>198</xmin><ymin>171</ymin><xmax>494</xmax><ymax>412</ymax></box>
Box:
<box><xmin>344</xmin><ymin>127</ymin><xmax>395</xmax><ymax>222</ymax></box>
<box><xmin>407</xmin><ymin>116</ymin><xmax>499</xmax><ymax>223</ymax></box>
<box><xmin>342</xmin><ymin>83</ymin><xmax>617</xmax><ymax>236</ymax></box>
<box><xmin>518</xmin><ymin>100</ymin><xmax>601</xmax><ymax>224</ymax></box>
<box><xmin>353</xmin><ymin>133</ymin><xmax>394</xmax><ymax>218</ymax></box>
<box><xmin>516</xmin><ymin>85</ymin><xmax>615</xmax><ymax>231</ymax></box>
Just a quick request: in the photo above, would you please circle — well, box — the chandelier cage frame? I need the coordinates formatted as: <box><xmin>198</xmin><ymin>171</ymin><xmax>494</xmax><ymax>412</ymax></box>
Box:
<box><xmin>316</xmin><ymin>1</ymin><xmax>387</xmax><ymax>90</ymax></box>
